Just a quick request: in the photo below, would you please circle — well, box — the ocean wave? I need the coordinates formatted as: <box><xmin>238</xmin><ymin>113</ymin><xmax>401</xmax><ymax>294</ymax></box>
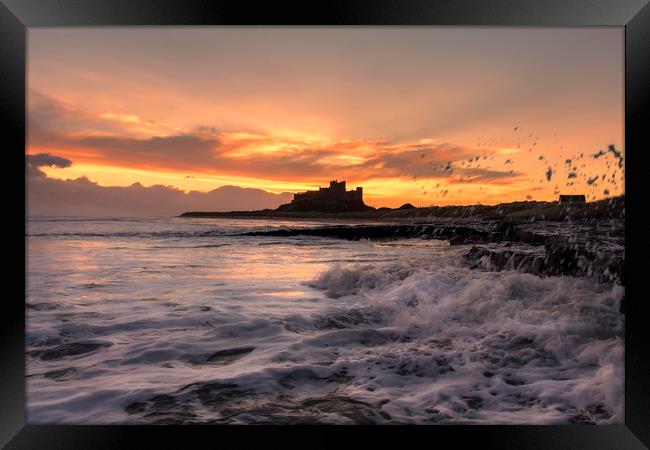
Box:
<box><xmin>306</xmin><ymin>261</ymin><xmax>419</xmax><ymax>298</ymax></box>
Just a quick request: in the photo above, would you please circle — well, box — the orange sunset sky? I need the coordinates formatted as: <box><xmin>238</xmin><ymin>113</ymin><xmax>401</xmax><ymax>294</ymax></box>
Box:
<box><xmin>27</xmin><ymin>27</ymin><xmax>624</xmax><ymax>212</ymax></box>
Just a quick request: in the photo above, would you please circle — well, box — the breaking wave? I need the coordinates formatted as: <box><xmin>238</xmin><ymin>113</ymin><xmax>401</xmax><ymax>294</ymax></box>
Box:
<box><xmin>306</xmin><ymin>261</ymin><xmax>418</xmax><ymax>298</ymax></box>
<box><xmin>296</xmin><ymin>262</ymin><xmax>625</xmax><ymax>424</ymax></box>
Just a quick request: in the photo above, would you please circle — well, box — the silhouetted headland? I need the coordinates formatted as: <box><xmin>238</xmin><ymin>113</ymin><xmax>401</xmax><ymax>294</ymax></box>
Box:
<box><xmin>180</xmin><ymin>180</ymin><xmax>624</xmax><ymax>222</ymax></box>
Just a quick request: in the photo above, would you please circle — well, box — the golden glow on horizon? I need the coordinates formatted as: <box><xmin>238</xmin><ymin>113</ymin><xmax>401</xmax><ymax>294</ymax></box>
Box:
<box><xmin>37</xmin><ymin>161</ymin><xmax>321</xmax><ymax>195</ymax></box>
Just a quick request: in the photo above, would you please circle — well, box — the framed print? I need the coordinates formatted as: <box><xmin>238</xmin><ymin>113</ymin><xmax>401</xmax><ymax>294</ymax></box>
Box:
<box><xmin>2</xmin><ymin>0</ymin><xmax>649</xmax><ymax>448</ymax></box>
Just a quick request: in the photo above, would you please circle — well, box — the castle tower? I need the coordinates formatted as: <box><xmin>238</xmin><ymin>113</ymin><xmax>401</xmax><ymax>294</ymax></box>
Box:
<box><xmin>329</xmin><ymin>180</ymin><xmax>346</xmax><ymax>193</ymax></box>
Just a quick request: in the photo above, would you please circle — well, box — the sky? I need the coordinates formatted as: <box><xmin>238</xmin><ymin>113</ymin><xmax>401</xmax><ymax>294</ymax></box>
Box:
<box><xmin>27</xmin><ymin>27</ymin><xmax>624</xmax><ymax>215</ymax></box>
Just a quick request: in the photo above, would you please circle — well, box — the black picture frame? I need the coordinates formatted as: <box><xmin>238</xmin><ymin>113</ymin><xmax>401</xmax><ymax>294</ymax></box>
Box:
<box><xmin>2</xmin><ymin>0</ymin><xmax>649</xmax><ymax>448</ymax></box>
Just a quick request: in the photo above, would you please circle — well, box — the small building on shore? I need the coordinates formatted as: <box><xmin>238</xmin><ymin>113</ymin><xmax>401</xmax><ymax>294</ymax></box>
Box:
<box><xmin>559</xmin><ymin>194</ymin><xmax>586</xmax><ymax>204</ymax></box>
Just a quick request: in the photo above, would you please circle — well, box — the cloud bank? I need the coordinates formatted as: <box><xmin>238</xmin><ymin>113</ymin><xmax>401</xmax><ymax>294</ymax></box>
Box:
<box><xmin>27</xmin><ymin>154</ymin><xmax>292</xmax><ymax>217</ymax></box>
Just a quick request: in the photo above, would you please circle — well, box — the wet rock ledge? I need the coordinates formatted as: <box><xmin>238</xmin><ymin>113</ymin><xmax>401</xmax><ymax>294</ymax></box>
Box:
<box><xmin>243</xmin><ymin>220</ymin><xmax>624</xmax><ymax>288</ymax></box>
<box><xmin>463</xmin><ymin>236</ymin><xmax>624</xmax><ymax>286</ymax></box>
<box><xmin>242</xmin><ymin>221</ymin><xmax>547</xmax><ymax>246</ymax></box>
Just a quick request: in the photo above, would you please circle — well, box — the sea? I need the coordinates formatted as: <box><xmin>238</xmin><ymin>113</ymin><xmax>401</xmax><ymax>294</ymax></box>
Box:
<box><xmin>26</xmin><ymin>216</ymin><xmax>624</xmax><ymax>424</ymax></box>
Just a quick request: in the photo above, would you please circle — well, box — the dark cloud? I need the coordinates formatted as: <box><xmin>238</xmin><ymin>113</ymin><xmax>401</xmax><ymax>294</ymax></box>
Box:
<box><xmin>455</xmin><ymin>167</ymin><xmax>522</xmax><ymax>183</ymax></box>
<box><xmin>73</xmin><ymin>134</ymin><xmax>219</xmax><ymax>170</ymax></box>
<box><xmin>28</xmin><ymin>91</ymin><xmax>131</xmax><ymax>145</ymax></box>
<box><xmin>27</xmin><ymin>153</ymin><xmax>72</xmax><ymax>177</ymax></box>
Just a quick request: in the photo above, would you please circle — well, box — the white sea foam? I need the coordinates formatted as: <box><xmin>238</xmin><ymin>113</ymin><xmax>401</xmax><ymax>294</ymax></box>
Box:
<box><xmin>307</xmin><ymin>261</ymin><xmax>418</xmax><ymax>298</ymax></box>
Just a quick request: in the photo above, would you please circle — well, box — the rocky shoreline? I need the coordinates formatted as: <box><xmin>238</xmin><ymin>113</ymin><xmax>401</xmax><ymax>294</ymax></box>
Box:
<box><xmin>241</xmin><ymin>219</ymin><xmax>625</xmax><ymax>309</ymax></box>
<box><xmin>463</xmin><ymin>235</ymin><xmax>624</xmax><ymax>285</ymax></box>
<box><xmin>185</xmin><ymin>196</ymin><xmax>625</xmax><ymax>293</ymax></box>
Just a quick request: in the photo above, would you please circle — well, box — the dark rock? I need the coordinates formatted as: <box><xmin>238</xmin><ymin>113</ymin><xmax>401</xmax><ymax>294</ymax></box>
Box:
<box><xmin>125</xmin><ymin>393</ymin><xmax>198</xmax><ymax>424</ymax></box>
<box><xmin>243</xmin><ymin>221</ymin><xmax>551</xmax><ymax>247</ymax></box>
<box><xmin>517</xmin><ymin>256</ymin><xmax>533</xmax><ymax>272</ymax></box>
<box><xmin>462</xmin><ymin>232</ymin><xmax>623</xmax><ymax>287</ymax></box>
<box><xmin>191</xmin><ymin>347</ymin><xmax>255</xmax><ymax>366</ymax></box>
<box><xmin>43</xmin><ymin>367</ymin><xmax>77</xmax><ymax>380</ymax></box>
<box><xmin>493</xmin><ymin>251</ymin><xmax>511</xmax><ymax>270</ymax></box>
<box><xmin>302</xmin><ymin>396</ymin><xmax>388</xmax><ymax>424</ymax></box>
<box><xmin>194</xmin><ymin>382</ymin><xmax>255</xmax><ymax>409</ymax></box>
<box><xmin>542</xmin><ymin>236</ymin><xmax>624</xmax><ymax>284</ymax></box>
<box><xmin>530</xmin><ymin>256</ymin><xmax>545</xmax><ymax>275</ymax></box>
<box><xmin>544</xmin><ymin>237</ymin><xmax>579</xmax><ymax>276</ymax></box>
<box><xmin>29</xmin><ymin>341</ymin><xmax>112</xmax><ymax>361</ymax></box>
<box><xmin>462</xmin><ymin>395</ymin><xmax>484</xmax><ymax>410</ymax></box>
<box><xmin>504</xmin><ymin>253</ymin><xmax>521</xmax><ymax>271</ymax></box>
<box><xmin>464</xmin><ymin>246</ymin><xmax>490</xmax><ymax>268</ymax></box>
<box><xmin>207</xmin><ymin>346</ymin><xmax>254</xmax><ymax>361</ymax></box>
<box><xmin>125</xmin><ymin>401</ymin><xmax>147</xmax><ymax>415</ymax></box>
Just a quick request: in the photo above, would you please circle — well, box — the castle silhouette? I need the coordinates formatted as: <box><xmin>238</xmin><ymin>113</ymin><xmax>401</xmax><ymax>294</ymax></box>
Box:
<box><xmin>277</xmin><ymin>180</ymin><xmax>371</xmax><ymax>213</ymax></box>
